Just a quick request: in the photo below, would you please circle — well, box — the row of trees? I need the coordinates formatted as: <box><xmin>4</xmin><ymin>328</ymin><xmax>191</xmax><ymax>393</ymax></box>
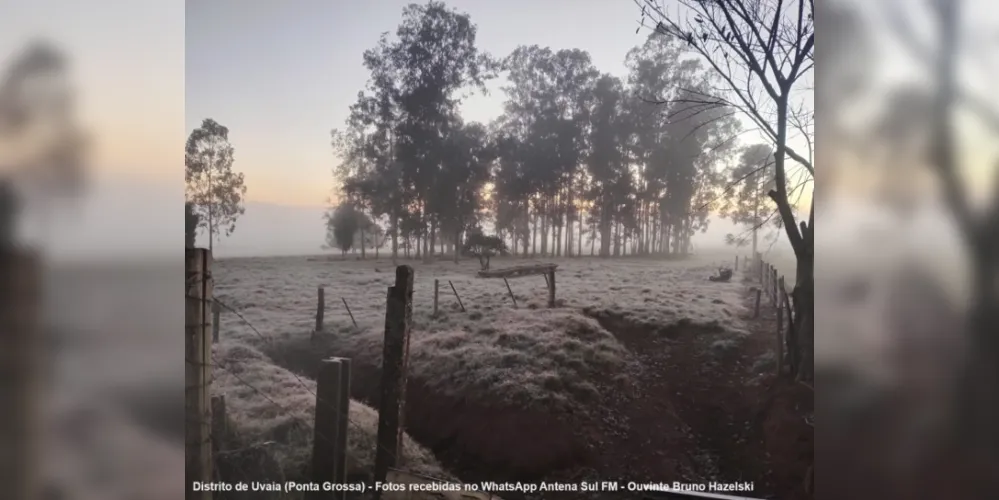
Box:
<box><xmin>328</xmin><ymin>1</ymin><xmax>807</xmax><ymax>263</ymax></box>
<box><xmin>328</xmin><ymin>1</ymin><xmax>814</xmax><ymax>380</ymax></box>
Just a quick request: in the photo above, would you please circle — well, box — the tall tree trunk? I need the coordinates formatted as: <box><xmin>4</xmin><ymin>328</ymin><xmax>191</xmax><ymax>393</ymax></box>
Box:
<box><xmin>565</xmin><ymin>186</ymin><xmax>574</xmax><ymax>258</ymax></box>
<box><xmin>599</xmin><ymin>201</ymin><xmax>612</xmax><ymax>257</ymax></box>
<box><xmin>771</xmin><ymin>91</ymin><xmax>812</xmax><ymax>383</ymax></box>
<box><xmin>752</xmin><ymin>165</ymin><xmax>761</xmax><ymax>257</ymax></box>
<box><xmin>613</xmin><ymin>219</ymin><xmax>621</xmax><ymax>257</ymax></box>
<box><xmin>555</xmin><ymin>193</ymin><xmax>563</xmax><ymax>258</ymax></box>
<box><xmin>427</xmin><ymin>218</ymin><xmax>437</xmax><ymax>263</ymax></box>
<box><xmin>453</xmin><ymin>229</ymin><xmax>461</xmax><ymax>264</ymax></box>
<box><xmin>359</xmin><ymin>225</ymin><xmax>366</xmax><ymax>260</ymax></box>
<box><xmin>207</xmin><ymin>164</ymin><xmax>214</xmax><ymax>253</ymax></box>
<box><xmin>391</xmin><ymin>212</ymin><xmax>399</xmax><ymax>264</ymax></box>
<box><xmin>541</xmin><ymin>199</ymin><xmax>549</xmax><ymax>257</ymax></box>
<box><xmin>531</xmin><ymin>210</ymin><xmax>537</xmax><ymax>257</ymax></box>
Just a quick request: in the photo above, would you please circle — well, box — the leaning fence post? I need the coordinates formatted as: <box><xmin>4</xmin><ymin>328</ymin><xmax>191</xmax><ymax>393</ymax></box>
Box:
<box><xmin>448</xmin><ymin>280</ymin><xmax>465</xmax><ymax>313</ymax></box>
<box><xmin>373</xmin><ymin>266</ymin><xmax>414</xmax><ymax>494</ymax></box>
<box><xmin>315</xmin><ymin>286</ymin><xmax>325</xmax><ymax>335</ymax></box>
<box><xmin>341</xmin><ymin>297</ymin><xmax>358</xmax><ymax>328</ymax></box>
<box><xmin>503</xmin><ymin>278</ymin><xmax>518</xmax><ymax>308</ymax></box>
<box><xmin>1</xmin><ymin>247</ymin><xmax>41</xmax><ymax>500</ymax></box>
<box><xmin>547</xmin><ymin>268</ymin><xmax>556</xmax><ymax>308</ymax></box>
<box><xmin>309</xmin><ymin>358</ymin><xmax>351</xmax><ymax>500</ymax></box>
<box><xmin>185</xmin><ymin>248</ymin><xmax>213</xmax><ymax>500</ymax></box>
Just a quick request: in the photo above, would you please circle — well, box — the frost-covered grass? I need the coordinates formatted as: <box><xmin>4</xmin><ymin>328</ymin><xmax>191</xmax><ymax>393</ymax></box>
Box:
<box><xmin>212</xmin><ymin>342</ymin><xmax>451</xmax><ymax>481</ymax></box>
<box><xmin>211</xmin><ymin>253</ymin><xmax>751</xmax><ymax>476</ymax></box>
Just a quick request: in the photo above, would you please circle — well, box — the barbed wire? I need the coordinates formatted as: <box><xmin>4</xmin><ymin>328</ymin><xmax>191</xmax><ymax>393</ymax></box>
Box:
<box><xmin>193</xmin><ymin>291</ymin><xmax>422</xmax><ymax>481</ymax></box>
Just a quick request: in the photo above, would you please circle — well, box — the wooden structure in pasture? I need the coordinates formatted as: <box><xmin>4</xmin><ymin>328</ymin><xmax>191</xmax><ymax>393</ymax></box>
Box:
<box><xmin>477</xmin><ymin>263</ymin><xmax>558</xmax><ymax>308</ymax></box>
<box><xmin>477</xmin><ymin>263</ymin><xmax>557</xmax><ymax>279</ymax></box>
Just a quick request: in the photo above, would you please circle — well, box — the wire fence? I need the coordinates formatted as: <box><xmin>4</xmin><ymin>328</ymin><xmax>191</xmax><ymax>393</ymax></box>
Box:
<box><xmin>207</xmin><ymin>297</ymin><xmax>507</xmax><ymax>499</ymax></box>
<box><xmin>194</xmin><ymin>251</ymin><xmax>794</xmax><ymax>498</ymax></box>
<box><xmin>186</xmin><ymin>248</ymin><xmax>491</xmax><ymax>499</ymax></box>
<box><xmin>742</xmin><ymin>252</ymin><xmax>805</xmax><ymax>381</ymax></box>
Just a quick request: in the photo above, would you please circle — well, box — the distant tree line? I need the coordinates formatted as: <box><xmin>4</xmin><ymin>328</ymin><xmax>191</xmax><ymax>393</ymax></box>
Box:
<box><xmin>326</xmin><ymin>1</ymin><xmax>809</xmax><ymax>265</ymax></box>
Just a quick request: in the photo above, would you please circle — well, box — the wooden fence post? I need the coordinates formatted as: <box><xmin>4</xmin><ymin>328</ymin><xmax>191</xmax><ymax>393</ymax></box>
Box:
<box><xmin>212</xmin><ymin>302</ymin><xmax>220</xmax><ymax>343</ymax></box>
<box><xmin>1</xmin><ymin>248</ymin><xmax>41</xmax><ymax>500</ymax></box>
<box><xmin>448</xmin><ymin>280</ymin><xmax>465</xmax><ymax>312</ymax></box>
<box><xmin>309</xmin><ymin>358</ymin><xmax>351</xmax><ymax>500</ymax></box>
<box><xmin>433</xmin><ymin>279</ymin><xmax>439</xmax><ymax>317</ymax></box>
<box><xmin>735</xmin><ymin>255</ymin><xmax>739</xmax><ymax>271</ymax></box>
<box><xmin>341</xmin><ymin>298</ymin><xmax>358</xmax><ymax>328</ymax></box>
<box><xmin>211</xmin><ymin>395</ymin><xmax>227</xmax><ymax>465</ymax></box>
<box><xmin>315</xmin><ymin>286</ymin><xmax>325</xmax><ymax>335</ymax></box>
<box><xmin>503</xmin><ymin>278</ymin><xmax>518</xmax><ymax>308</ymax></box>
<box><xmin>333</xmin><ymin>358</ymin><xmax>351</xmax><ymax>491</ymax></box>
<box><xmin>766</xmin><ymin>265</ymin><xmax>774</xmax><ymax>301</ymax></box>
<box><xmin>374</xmin><ymin>266</ymin><xmax>414</xmax><ymax>493</ymax></box>
<box><xmin>547</xmin><ymin>268</ymin><xmax>556</xmax><ymax>308</ymax></box>
<box><xmin>776</xmin><ymin>289</ymin><xmax>784</xmax><ymax>376</ymax></box>
<box><xmin>185</xmin><ymin>248</ymin><xmax>213</xmax><ymax>500</ymax></box>
<box><xmin>772</xmin><ymin>267</ymin><xmax>779</xmax><ymax>304</ymax></box>
<box><xmin>754</xmin><ymin>288</ymin><xmax>762</xmax><ymax>319</ymax></box>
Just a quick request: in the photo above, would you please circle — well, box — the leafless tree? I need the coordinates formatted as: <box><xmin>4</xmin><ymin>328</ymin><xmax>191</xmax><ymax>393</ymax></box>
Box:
<box><xmin>638</xmin><ymin>0</ymin><xmax>815</xmax><ymax>380</ymax></box>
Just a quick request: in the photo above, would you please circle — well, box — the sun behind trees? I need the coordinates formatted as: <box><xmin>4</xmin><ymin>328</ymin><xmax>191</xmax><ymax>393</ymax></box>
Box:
<box><xmin>330</xmin><ymin>1</ymin><xmax>770</xmax><ymax>270</ymax></box>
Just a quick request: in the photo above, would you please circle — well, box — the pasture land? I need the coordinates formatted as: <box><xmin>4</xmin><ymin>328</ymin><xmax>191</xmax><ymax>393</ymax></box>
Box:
<box><xmin>211</xmin><ymin>253</ymin><xmax>811</xmax><ymax>499</ymax></box>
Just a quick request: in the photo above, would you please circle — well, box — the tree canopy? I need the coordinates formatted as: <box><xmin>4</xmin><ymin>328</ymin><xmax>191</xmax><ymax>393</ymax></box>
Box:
<box><xmin>328</xmin><ymin>1</ymin><xmax>810</xmax><ymax>270</ymax></box>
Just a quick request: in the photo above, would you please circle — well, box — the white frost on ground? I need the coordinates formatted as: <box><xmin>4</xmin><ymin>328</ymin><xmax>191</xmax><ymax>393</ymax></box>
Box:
<box><xmin>212</xmin><ymin>255</ymin><xmax>751</xmax><ymax>417</ymax></box>
<box><xmin>212</xmin><ymin>341</ymin><xmax>451</xmax><ymax>479</ymax></box>
<box><xmin>214</xmin><ymin>255</ymin><xmax>750</xmax><ymax>343</ymax></box>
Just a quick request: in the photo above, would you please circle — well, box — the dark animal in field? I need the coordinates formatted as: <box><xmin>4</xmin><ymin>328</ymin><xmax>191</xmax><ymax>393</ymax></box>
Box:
<box><xmin>709</xmin><ymin>267</ymin><xmax>734</xmax><ymax>282</ymax></box>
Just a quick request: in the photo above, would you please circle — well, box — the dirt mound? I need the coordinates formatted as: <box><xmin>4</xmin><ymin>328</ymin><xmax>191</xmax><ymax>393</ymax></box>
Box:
<box><xmin>581</xmin><ymin>305</ymin><xmax>727</xmax><ymax>340</ymax></box>
<box><xmin>265</xmin><ymin>307</ymin><xmax>636</xmax><ymax>414</ymax></box>
<box><xmin>264</xmin><ymin>332</ymin><xmax>602</xmax><ymax>479</ymax></box>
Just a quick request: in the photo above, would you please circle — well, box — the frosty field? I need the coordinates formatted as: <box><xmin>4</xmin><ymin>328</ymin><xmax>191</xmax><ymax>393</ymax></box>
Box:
<box><xmin>209</xmin><ymin>253</ymin><xmax>799</xmax><ymax>496</ymax></box>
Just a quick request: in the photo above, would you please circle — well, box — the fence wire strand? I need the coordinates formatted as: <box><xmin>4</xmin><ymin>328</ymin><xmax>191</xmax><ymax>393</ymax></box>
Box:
<box><xmin>196</xmin><ymin>291</ymin><xmax>419</xmax><ymax>482</ymax></box>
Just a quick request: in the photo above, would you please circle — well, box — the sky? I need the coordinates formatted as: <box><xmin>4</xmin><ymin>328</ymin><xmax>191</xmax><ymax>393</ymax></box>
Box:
<box><xmin>184</xmin><ymin>0</ymin><xmax>814</xmax><ymax>209</ymax></box>
<box><xmin>17</xmin><ymin>0</ymin><xmax>997</xmax><ymax>259</ymax></box>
